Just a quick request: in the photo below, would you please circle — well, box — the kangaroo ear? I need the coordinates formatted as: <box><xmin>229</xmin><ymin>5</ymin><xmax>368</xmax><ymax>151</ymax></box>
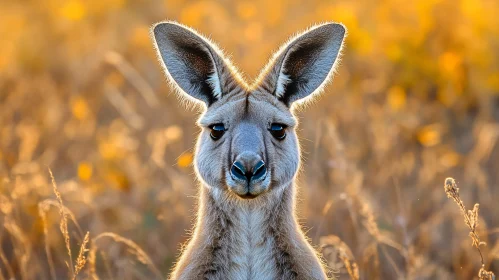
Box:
<box><xmin>259</xmin><ymin>23</ymin><xmax>346</xmax><ymax>106</ymax></box>
<box><xmin>152</xmin><ymin>21</ymin><xmax>229</xmax><ymax>106</ymax></box>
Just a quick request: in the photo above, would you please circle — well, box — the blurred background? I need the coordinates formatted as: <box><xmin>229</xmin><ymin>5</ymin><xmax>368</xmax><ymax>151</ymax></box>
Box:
<box><xmin>1</xmin><ymin>0</ymin><xmax>499</xmax><ymax>279</ymax></box>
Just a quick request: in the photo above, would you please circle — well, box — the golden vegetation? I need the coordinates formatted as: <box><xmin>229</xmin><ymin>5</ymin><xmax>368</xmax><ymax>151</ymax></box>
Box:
<box><xmin>444</xmin><ymin>178</ymin><xmax>495</xmax><ymax>280</ymax></box>
<box><xmin>1</xmin><ymin>0</ymin><xmax>499</xmax><ymax>279</ymax></box>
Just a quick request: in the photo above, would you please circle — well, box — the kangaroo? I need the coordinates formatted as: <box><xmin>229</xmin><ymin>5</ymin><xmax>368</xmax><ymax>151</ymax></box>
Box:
<box><xmin>152</xmin><ymin>21</ymin><xmax>346</xmax><ymax>280</ymax></box>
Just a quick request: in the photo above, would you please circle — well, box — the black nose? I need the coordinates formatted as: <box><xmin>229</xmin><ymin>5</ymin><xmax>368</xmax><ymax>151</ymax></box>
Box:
<box><xmin>231</xmin><ymin>159</ymin><xmax>267</xmax><ymax>183</ymax></box>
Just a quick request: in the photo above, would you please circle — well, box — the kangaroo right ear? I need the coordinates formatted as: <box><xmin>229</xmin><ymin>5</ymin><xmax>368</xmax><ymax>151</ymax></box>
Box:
<box><xmin>152</xmin><ymin>21</ymin><xmax>229</xmax><ymax>106</ymax></box>
<box><xmin>257</xmin><ymin>23</ymin><xmax>346</xmax><ymax>107</ymax></box>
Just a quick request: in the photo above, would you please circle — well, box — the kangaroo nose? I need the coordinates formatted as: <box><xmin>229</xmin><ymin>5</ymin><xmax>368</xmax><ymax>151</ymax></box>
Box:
<box><xmin>231</xmin><ymin>154</ymin><xmax>267</xmax><ymax>183</ymax></box>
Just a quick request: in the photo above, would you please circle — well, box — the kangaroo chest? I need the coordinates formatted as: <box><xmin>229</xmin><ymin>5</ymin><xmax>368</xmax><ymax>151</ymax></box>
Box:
<box><xmin>225</xmin><ymin>208</ymin><xmax>277</xmax><ymax>280</ymax></box>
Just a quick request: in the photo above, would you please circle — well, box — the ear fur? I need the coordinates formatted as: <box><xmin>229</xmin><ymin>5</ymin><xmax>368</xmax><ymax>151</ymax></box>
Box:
<box><xmin>255</xmin><ymin>23</ymin><xmax>346</xmax><ymax>106</ymax></box>
<box><xmin>152</xmin><ymin>21</ymin><xmax>241</xmax><ymax>106</ymax></box>
<box><xmin>152</xmin><ymin>21</ymin><xmax>346</xmax><ymax>108</ymax></box>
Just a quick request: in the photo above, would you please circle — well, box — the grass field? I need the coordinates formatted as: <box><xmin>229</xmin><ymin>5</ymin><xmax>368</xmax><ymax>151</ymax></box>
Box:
<box><xmin>1</xmin><ymin>0</ymin><xmax>499</xmax><ymax>279</ymax></box>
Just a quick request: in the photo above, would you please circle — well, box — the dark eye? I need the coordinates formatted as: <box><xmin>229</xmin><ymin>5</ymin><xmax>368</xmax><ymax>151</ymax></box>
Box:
<box><xmin>269</xmin><ymin>123</ymin><xmax>287</xmax><ymax>140</ymax></box>
<box><xmin>209</xmin><ymin>124</ymin><xmax>225</xmax><ymax>140</ymax></box>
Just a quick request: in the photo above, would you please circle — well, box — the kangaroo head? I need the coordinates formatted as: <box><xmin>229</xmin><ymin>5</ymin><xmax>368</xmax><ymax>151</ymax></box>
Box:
<box><xmin>152</xmin><ymin>22</ymin><xmax>345</xmax><ymax>200</ymax></box>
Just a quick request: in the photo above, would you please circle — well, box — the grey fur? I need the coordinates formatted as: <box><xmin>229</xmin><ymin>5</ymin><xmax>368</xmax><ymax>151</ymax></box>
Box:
<box><xmin>152</xmin><ymin>21</ymin><xmax>346</xmax><ymax>280</ymax></box>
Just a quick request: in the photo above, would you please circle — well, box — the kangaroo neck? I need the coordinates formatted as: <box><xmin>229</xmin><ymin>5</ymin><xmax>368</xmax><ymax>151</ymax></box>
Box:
<box><xmin>194</xmin><ymin>185</ymin><xmax>301</xmax><ymax>280</ymax></box>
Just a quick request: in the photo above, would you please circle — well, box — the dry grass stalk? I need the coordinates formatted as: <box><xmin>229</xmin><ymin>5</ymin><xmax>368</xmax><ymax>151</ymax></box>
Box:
<box><xmin>481</xmin><ymin>267</ymin><xmax>497</xmax><ymax>280</ymax></box>
<box><xmin>0</xmin><ymin>196</ymin><xmax>17</xmax><ymax>280</ymax></box>
<box><xmin>444</xmin><ymin>177</ymin><xmax>495</xmax><ymax>280</ymax></box>
<box><xmin>105</xmin><ymin>51</ymin><xmax>159</xmax><ymax>108</ymax></box>
<box><xmin>358</xmin><ymin>197</ymin><xmax>404</xmax><ymax>278</ymax></box>
<box><xmin>360</xmin><ymin>203</ymin><xmax>380</xmax><ymax>240</ymax></box>
<box><xmin>88</xmin><ymin>246</ymin><xmax>97</xmax><ymax>279</ymax></box>
<box><xmin>100</xmin><ymin>251</ymin><xmax>115</xmax><ymax>280</ymax></box>
<box><xmin>3</xmin><ymin>216</ymin><xmax>31</xmax><ymax>280</ymax></box>
<box><xmin>88</xmin><ymin>232</ymin><xmax>162</xmax><ymax>279</ymax></box>
<box><xmin>362</xmin><ymin>242</ymin><xmax>380</xmax><ymax>279</ymax></box>
<box><xmin>339</xmin><ymin>250</ymin><xmax>360</xmax><ymax>280</ymax></box>
<box><xmin>320</xmin><ymin>235</ymin><xmax>359</xmax><ymax>280</ymax></box>
<box><xmin>74</xmin><ymin>231</ymin><xmax>90</xmax><ymax>279</ymax></box>
<box><xmin>38</xmin><ymin>198</ymin><xmax>87</xmax><ymax>279</ymax></box>
<box><xmin>39</xmin><ymin>199</ymin><xmax>85</xmax><ymax>238</ymax></box>
<box><xmin>0</xmin><ymin>229</ymin><xmax>15</xmax><ymax>280</ymax></box>
<box><xmin>48</xmin><ymin>168</ymin><xmax>75</xmax><ymax>278</ymax></box>
<box><xmin>38</xmin><ymin>202</ymin><xmax>57</xmax><ymax>280</ymax></box>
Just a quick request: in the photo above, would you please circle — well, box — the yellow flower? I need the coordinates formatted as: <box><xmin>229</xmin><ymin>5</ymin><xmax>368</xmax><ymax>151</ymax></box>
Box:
<box><xmin>438</xmin><ymin>52</ymin><xmax>462</xmax><ymax>78</ymax></box>
<box><xmin>177</xmin><ymin>153</ymin><xmax>193</xmax><ymax>168</ymax></box>
<box><xmin>387</xmin><ymin>86</ymin><xmax>406</xmax><ymax>111</ymax></box>
<box><xmin>60</xmin><ymin>1</ymin><xmax>86</xmax><ymax>21</ymax></box>
<box><xmin>78</xmin><ymin>162</ymin><xmax>93</xmax><ymax>181</ymax></box>
<box><xmin>98</xmin><ymin>140</ymin><xmax>118</xmax><ymax>160</ymax></box>
<box><xmin>71</xmin><ymin>97</ymin><xmax>89</xmax><ymax>120</ymax></box>
<box><xmin>417</xmin><ymin>125</ymin><xmax>441</xmax><ymax>147</ymax></box>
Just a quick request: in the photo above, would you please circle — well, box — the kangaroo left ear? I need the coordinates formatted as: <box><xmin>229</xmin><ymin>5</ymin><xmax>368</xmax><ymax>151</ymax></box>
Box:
<box><xmin>152</xmin><ymin>21</ymin><xmax>233</xmax><ymax>106</ymax></box>
<box><xmin>258</xmin><ymin>23</ymin><xmax>346</xmax><ymax>106</ymax></box>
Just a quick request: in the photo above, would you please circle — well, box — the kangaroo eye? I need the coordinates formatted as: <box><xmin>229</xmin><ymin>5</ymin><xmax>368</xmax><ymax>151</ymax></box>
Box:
<box><xmin>209</xmin><ymin>124</ymin><xmax>225</xmax><ymax>140</ymax></box>
<box><xmin>269</xmin><ymin>123</ymin><xmax>287</xmax><ymax>140</ymax></box>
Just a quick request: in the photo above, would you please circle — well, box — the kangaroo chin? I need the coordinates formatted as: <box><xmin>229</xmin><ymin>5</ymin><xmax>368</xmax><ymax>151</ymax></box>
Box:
<box><xmin>151</xmin><ymin>21</ymin><xmax>346</xmax><ymax>280</ymax></box>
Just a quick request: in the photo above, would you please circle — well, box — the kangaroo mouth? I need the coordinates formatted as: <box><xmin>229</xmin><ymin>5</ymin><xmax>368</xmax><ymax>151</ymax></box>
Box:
<box><xmin>238</xmin><ymin>192</ymin><xmax>258</xmax><ymax>199</ymax></box>
<box><xmin>226</xmin><ymin>169</ymin><xmax>271</xmax><ymax>199</ymax></box>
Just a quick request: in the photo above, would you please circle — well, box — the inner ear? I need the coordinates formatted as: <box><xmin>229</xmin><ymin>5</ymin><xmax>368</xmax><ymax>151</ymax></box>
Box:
<box><xmin>278</xmin><ymin>40</ymin><xmax>326</xmax><ymax>105</ymax></box>
<box><xmin>285</xmin><ymin>41</ymin><xmax>324</xmax><ymax>78</ymax></box>
<box><xmin>256</xmin><ymin>23</ymin><xmax>346</xmax><ymax>107</ymax></box>
<box><xmin>152</xmin><ymin>22</ymin><xmax>229</xmax><ymax>106</ymax></box>
<box><xmin>175</xmin><ymin>42</ymin><xmax>219</xmax><ymax>105</ymax></box>
<box><xmin>181</xmin><ymin>45</ymin><xmax>213</xmax><ymax>77</ymax></box>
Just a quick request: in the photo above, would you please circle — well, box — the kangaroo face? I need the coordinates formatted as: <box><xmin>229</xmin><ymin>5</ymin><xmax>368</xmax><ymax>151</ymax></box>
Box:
<box><xmin>195</xmin><ymin>90</ymin><xmax>298</xmax><ymax>198</ymax></box>
<box><xmin>152</xmin><ymin>22</ymin><xmax>345</xmax><ymax>199</ymax></box>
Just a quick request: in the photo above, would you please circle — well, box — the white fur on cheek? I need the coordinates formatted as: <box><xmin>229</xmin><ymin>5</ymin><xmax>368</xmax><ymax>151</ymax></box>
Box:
<box><xmin>207</xmin><ymin>72</ymin><xmax>222</xmax><ymax>99</ymax></box>
<box><xmin>275</xmin><ymin>72</ymin><xmax>291</xmax><ymax>98</ymax></box>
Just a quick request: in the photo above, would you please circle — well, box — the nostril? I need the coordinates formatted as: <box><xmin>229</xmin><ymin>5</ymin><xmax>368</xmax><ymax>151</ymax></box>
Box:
<box><xmin>231</xmin><ymin>161</ymin><xmax>247</xmax><ymax>180</ymax></box>
<box><xmin>252</xmin><ymin>160</ymin><xmax>266</xmax><ymax>180</ymax></box>
<box><xmin>231</xmin><ymin>159</ymin><xmax>266</xmax><ymax>182</ymax></box>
